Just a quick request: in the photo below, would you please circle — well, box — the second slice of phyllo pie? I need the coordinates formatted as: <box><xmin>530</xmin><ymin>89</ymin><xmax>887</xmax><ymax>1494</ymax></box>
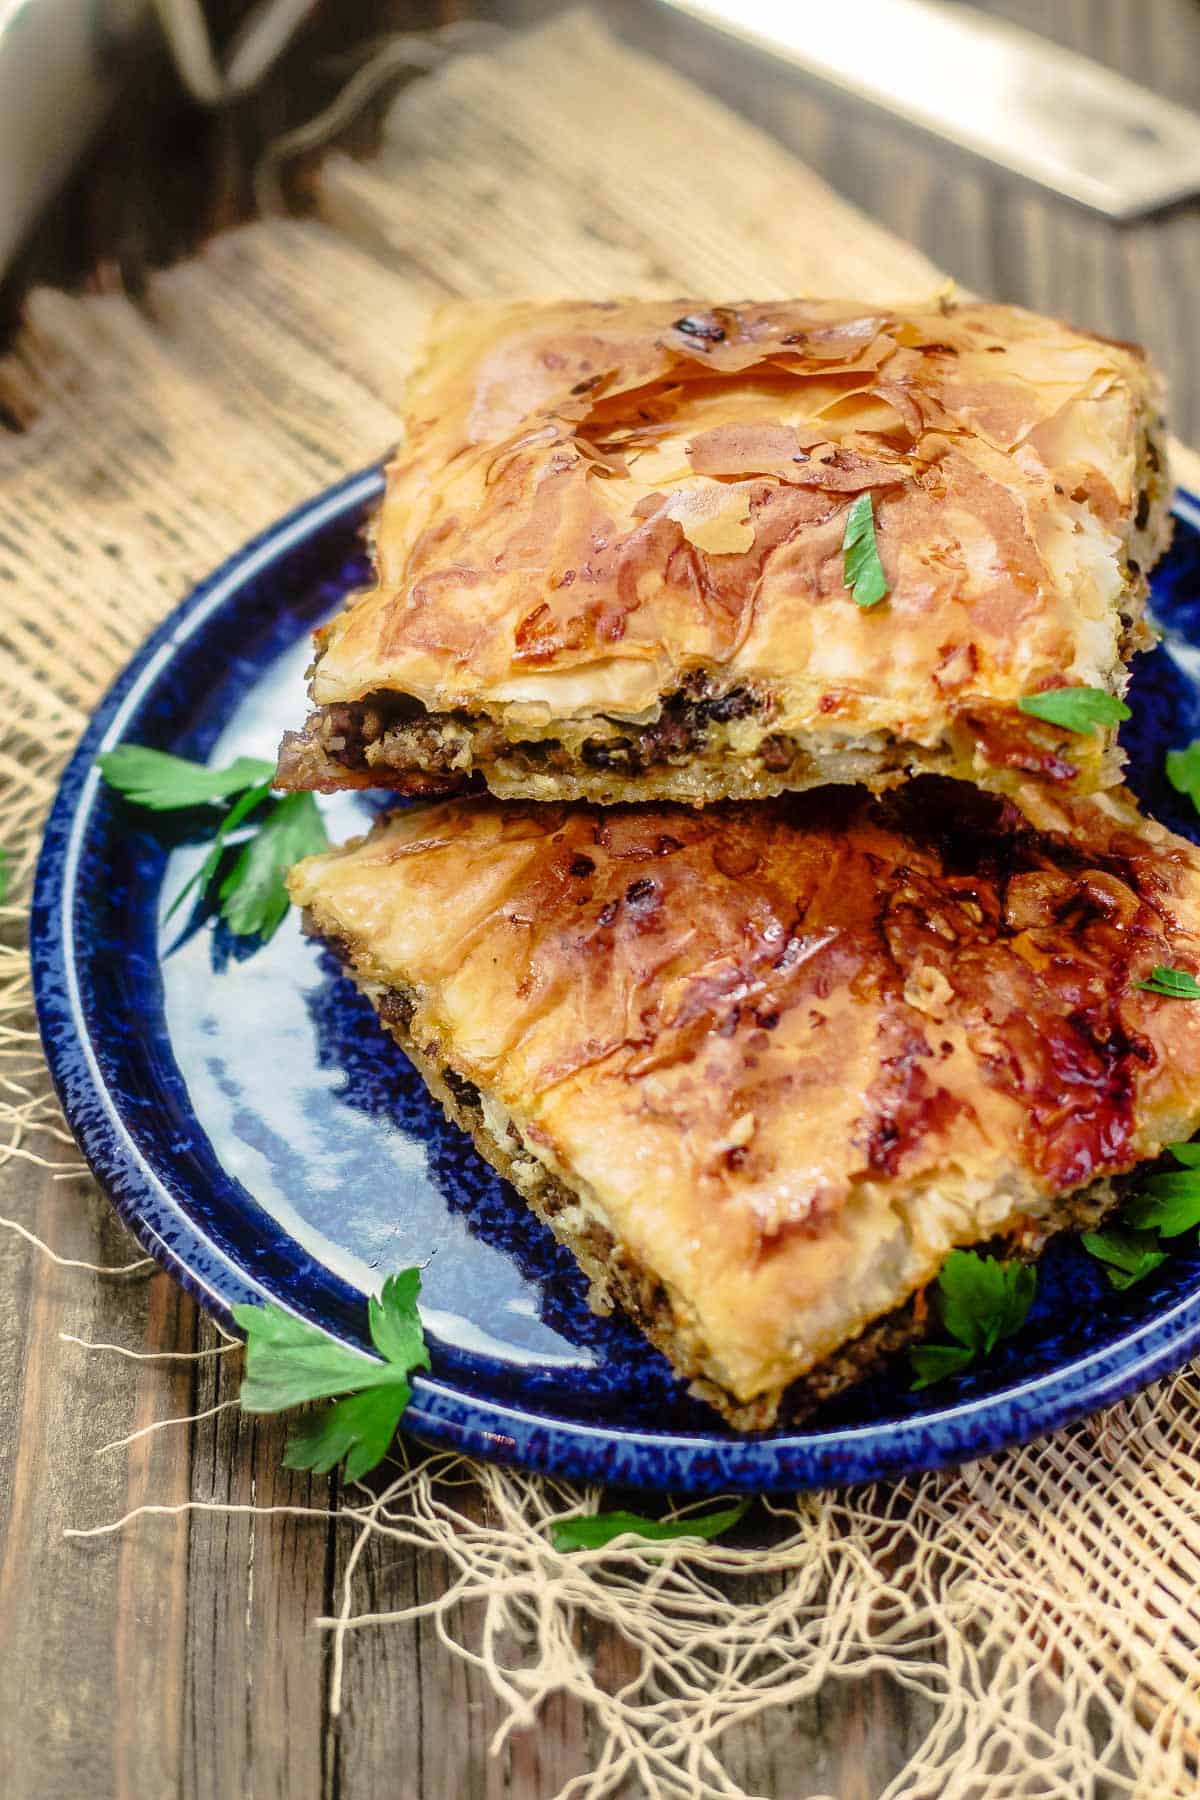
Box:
<box><xmin>288</xmin><ymin>778</ymin><xmax>1200</xmax><ymax>1429</ymax></box>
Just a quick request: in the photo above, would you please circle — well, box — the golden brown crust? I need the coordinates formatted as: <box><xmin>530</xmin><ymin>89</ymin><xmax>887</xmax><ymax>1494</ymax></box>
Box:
<box><xmin>277</xmin><ymin>297</ymin><xmax>1170</xmax><ymax>804</ymax></box>
<box><xmin>288</xmin><ymin>780</ymin><xmax>1200</xmax><ymax>1422</ymax></box>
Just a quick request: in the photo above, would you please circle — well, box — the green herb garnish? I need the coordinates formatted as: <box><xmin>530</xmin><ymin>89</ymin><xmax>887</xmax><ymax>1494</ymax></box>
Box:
<box><xmin>1080</xmin><ymin>1225</ymin><xmax>1168</xmax><ymax>1291</ymax></box>
<box><xmin>164</xmin><ymin>780</ymin><xmax>274</xmax><ymax>922</ymax></box>
<box><xmin>1017</xmin><ymin>687</ymin><xmax>1131</xmax><ymax>736</ymax></box>
<box><xmin>551</xmin><ymin>1498</ymin><xmax>749</xmax><ymax>1553</ymax></box>
<box><xmin>907</xmin><ymin>1343</ymin><xmax>975</xmax><ymax>1388</ymax></box>
<box><xmin>1124</xmin><ymin>1168</ymin><xmax>1200</xmax><ymax>1238</ymax></box>
<box><xmin>1081</xmin><ymin>1142</ymin><xmax>1200</xmax><ymax>1286</ymax></box>
<box><xmin>217</xmin><ymin>793</ymin><xmax>327</xmax><ymax>940</ymax></box>
<box><xmin>1166</xmin><ymin>741</ymin><xmax>1200</xmax><ymax>811</ymax></box>
<box><xmin>233</xmin><ymin>1270</ymin><xmax>429</xmax><ymax>1482</ymax></box>
<box><xmin>0</xmin><ymin>847</ymin><xmax>8</xmax><ymax>904</ymax></box>
<box><xmin>97</xmin><ymin>746</ymin><xmax>327</xmax><ymax>943</ymax></box>
<box><xmin>841</xmin><ymin>493</ymin><xmax>888</xmax><ymax>609</ymax></box>
<box><xmin>96</xmin><ymin>746</ymin><xmax>275</xmax><ymax>810</ymax></box>
<box><xmin>1136</xmin><ymin>966</ymin><xmax>1200</xmax><ymax>999</ymax></box>
<box><xmin>910</xmin><ymin>1250</ymin><xmax>1036</xmax><ymax>1390</ymax></box>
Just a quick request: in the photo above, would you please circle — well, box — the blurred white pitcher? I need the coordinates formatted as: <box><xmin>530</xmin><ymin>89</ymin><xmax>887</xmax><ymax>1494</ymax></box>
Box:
<box><xmin>0</xmin><ymin>0</ymin><xmax>320</xmax><ymax>273</ymax></box>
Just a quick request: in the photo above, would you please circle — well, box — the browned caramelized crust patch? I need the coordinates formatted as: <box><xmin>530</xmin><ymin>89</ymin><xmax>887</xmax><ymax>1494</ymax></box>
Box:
<box><xmin>288</xmin><ymin>780</ymin><xmax>1200</xmax><ymax>1425</ymax></box>
<box><xmin>276</xmin><ymin>297</ymin><xmax>1171</xmax><ymax>807</ymax></box>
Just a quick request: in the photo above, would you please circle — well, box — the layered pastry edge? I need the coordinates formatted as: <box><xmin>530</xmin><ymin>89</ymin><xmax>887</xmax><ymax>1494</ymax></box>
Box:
<box><xmin>277</xmin><ymin>296</ymin><xmax>1173</xmax><ymax>808</ymax></box>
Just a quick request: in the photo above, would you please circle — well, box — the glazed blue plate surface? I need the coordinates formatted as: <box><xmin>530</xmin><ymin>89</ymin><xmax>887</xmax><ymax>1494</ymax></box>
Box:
<box><xmin>31</xmin><ymin>467</ymin><xmax>1200</xmax><ymax>1493</ymax></box>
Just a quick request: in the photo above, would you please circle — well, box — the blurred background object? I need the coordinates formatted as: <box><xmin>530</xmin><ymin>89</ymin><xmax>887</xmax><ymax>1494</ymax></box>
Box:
<box><xmin>153</xmin><ymin>0</ymin><xmax>320</xmax><ymax>104</ymax></box>
<box><xmin>0</xmin><ymin>0</ymin><xmax>144</xmax><ymax>274</ymax></box>
<box><xmin>0</xmin><ymin>0</ymin><xmax>500</xmax><ymax>322</ymax></box>
<box><xmin>1</xmin><ymin>1</ymin><xmax>1199</xmax><ymax>437</ymax></box>
<box><xmin>6</xmin><ymin>0</ymin><xmax>1200</xmax><ymax>293</ymax></box>
<box><xmin>659</xmin><ymin>0</ymin><xmax>1200</xmax><ymax>218</ymax></box>
<box><xmin>0</xmin><ymin>0</ymin><xmax>335</xmax><ymax>275</ymax></box>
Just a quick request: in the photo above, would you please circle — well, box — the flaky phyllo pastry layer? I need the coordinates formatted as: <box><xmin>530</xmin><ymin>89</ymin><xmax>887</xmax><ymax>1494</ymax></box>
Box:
<box><xmin>289</xmin><ymin>782</ymin><xmax>1200</xmax><ymax>1427</ymax></box>
<box><xmin>277</xmin><ymin>297</ymin><xmax>1170</xmax><ymax>808</ymax></box>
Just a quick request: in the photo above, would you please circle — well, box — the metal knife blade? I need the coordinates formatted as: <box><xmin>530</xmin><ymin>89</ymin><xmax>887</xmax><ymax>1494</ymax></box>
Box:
<box><xmin>654</xmin><ymin>0</ymin><xmax>1200</xmax><ymax>218</ymax></box>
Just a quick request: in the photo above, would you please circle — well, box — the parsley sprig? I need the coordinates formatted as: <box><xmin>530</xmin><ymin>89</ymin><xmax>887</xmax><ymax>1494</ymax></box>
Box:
<box><xmin>1128</xmin><ymin>1172</ymin><xmax>1200</xmax><ymax>1236</ymax></box>
<box><xmin>842</xmin><ymin>494</ymin><xmax>889</xmax><ymax>609</ymax></box>
<box><xmin>1083</xmin><ymin>1143</ymin><xmax>1200</xmax><ymax>1290</ymax></box>
<box><xmin>1136</xmin><ymin>966</ymin><xmax>1200</xmax><ymax>999</ymax></box>
<box><xmin>233</xmin><ymin>1271</ymin><xmax>429</xmax><ymax>1482</ymax></box>
<box><xmin>97</xmin><ymin>746</ymin><xmax>275</xmax><ymax>810</ymax></box>
<box><xmin>910</xmin><ymin>1250</ymin><xmax>1036</xmax><ymax>1390</ymax></box>
<box><xmin>1144</xmin><ymin>745</ymin><xmax>1200</xmax><ymax>992</ymax></box>
<box><xmin>97</xmin><ymin>745</ymin><xmax>327</xmax><ymax>942</ymax></box>
<box><xmin>1080</xmin><ymin>1225</ymin><xmax>1167</xmax><ymax>1291</ymax></box>
<box><xmin>1166</xmin><ymin>740</ymin><xmax>1200</xmax><ymax>808</ymax></box>
<box><xmin>1017</xmin><ymin>687</ymin><xmax>1131</xmax><ymax>736</ymax></box>
<box><xmin>1120</xmin><ymin>1142</ymin><xmax>1200</xmax><ymax>1239</ymax></box>
<box><xmin>219</xmin><ymin>794</ymin><xmax>329</xmax><ymax>940</ymax></box>
<box><xmin>552</xmin><ymin>1499</ymin><xmax>749</xmax><ymax>1553</ymax></box>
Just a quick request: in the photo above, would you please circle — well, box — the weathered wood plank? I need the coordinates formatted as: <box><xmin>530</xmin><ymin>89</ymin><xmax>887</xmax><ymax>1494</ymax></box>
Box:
<box><xmin>0</xmin><ymin>1166</ymin><xmax>193</xmax><ymax>1797</ymax></box>
<box><xmin>328</xmin><ymin>1471</ymin><xmax>592</xmax><ymax>1799</ymax></box>
<box><xmin>181</xmin><ymin>1334</ymin><xmax>331</xmax><ymax>1800</ymax></box>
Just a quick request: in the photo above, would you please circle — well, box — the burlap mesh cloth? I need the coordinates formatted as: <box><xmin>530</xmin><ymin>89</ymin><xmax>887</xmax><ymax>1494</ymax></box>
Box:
<box><xmin>4</xmin><ymin>14</ymin><xmax>1200</xmax><ymax>1796</ymax></box>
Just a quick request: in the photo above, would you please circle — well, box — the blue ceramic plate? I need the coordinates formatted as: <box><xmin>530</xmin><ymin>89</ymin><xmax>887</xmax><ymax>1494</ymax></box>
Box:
<box><xmin>31</xmin><ymin>468</ymin><xmax>1200</xmax><ymax>1493</ymax></box>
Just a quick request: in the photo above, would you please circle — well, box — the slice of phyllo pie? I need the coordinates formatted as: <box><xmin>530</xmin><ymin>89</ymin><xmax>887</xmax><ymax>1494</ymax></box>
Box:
<box><xmin>287</xmin><ymin>778</ymin><xmax>1200</xmax><ymax>1428</ymax></box>
<box><xmin>277</xmin><ymin>297</ymin><xmax>1170</xmax><ymax>810</ymax></box>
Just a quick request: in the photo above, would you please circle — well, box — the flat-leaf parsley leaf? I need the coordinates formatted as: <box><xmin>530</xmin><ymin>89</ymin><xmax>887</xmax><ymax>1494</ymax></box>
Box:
<box><xmin>218</xmin><ymin>792</ymin><xmax>327</xmax><ymax>940</ymax></box>
<box><xmin>1136</xmin><ymin>966</ymin><xmax>1200</xmax><ymax>999</ymax></box>
<box><xmin>937</xmin><ymin>1250</ymin><xmax>1036</xmax><ymax>1353</ymax></box>
<box><xmin>283</xmin><ymin>1387</ymin><xmax>412</xmax><ymax>1482</ymax></box>
<box><xmin>1080</xmin><ymin>1226</ymin><xmax>1168</xmax><ymax>1291</ymax></box>
<box><xmin>364</xmin><ymin>1267</ymin><xmax>426</xmax><ymax>1368</ymax></box>
<box><xmin>1017</xmin><ymin>687</ymin><xmax>1130</xmax><ymax>736</ymax></box>
<box><xmin>909</xmin><ymin>1250</ymin><xmax>1036</xmax><ymax>1389</ymax></box>
<box><xmin>233</xmin><ymin>1270</ymin><xmax>430</xmax><ymax>1482</ymax></box>
<box><xmin>552</xmin><ymin>1499</ymin><xmax>749</xmax><ymax>1553</ymax></box>
<box><xmin>1166</xmin><ymin>741</ymin><xmax>1200</xmax><ymax>809</ymax></box>
<box><xmin>1081</xmin><ymin>1142</ymin><xmax>1200</xmax><ymax>1287</ymax></box>
<box><xmin>1124</xmin><ymin>1169</ymin><xmax>1200</xmax><ymax>1238</ymax></box>
<box><xmin>841</xmin><ymin>493</ymin><xmax>888</xmax><ymax>608</ymax></box>
<box><xmin>98</xmin><ymin>746</ymin><xmax>327</xmax><ymax>943</ymax></box>
<box><xmin>909</xmin><ymin>1343</ymin><xmax>975</xmax><ymax>1390</ymax></box>
<box><xmin>164</xmin><ymin>780</ymin><xmax>273</xmax><ymax>923</ymax></box>
<box><xmin>97</xmin><ymin>745</ymin><xmax>275</xmax><ymax>810</ymax></box>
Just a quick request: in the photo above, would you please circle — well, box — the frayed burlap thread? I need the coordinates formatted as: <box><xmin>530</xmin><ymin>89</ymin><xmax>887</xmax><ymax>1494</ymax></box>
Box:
<box><xmin>3</xmin><ymin>13</ymin><xmax>1200</xmax><ymax>1795</ymax></box>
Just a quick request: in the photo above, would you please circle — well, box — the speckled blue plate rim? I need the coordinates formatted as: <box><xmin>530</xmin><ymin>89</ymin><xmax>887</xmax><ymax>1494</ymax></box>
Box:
<box><xmin>30</xmin><ymin>467</ymin><xmax>1200</xmax><ymax>1495</ymax></box>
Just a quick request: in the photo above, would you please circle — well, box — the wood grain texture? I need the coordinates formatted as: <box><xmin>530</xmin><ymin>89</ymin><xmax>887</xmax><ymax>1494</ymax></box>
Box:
<box><xmin>1</xmin><ymin>3</ymin><xmax>1198</xmax><ymax>1798</ymax></box>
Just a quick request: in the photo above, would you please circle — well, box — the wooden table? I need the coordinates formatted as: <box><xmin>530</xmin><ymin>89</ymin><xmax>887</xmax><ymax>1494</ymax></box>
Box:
<box><xmin>3</xmin><ymin>4</ymin><xmax>1199</xmax><ymax>1795</ymax></box>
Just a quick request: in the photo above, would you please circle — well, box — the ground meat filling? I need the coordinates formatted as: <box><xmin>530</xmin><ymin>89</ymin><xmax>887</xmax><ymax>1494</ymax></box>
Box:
<box><xmin>576</xmin><ymin>679</ymin><xmax>762</xmax><ymax>774</ymax></box>
<box><xmin>277</xmin><ymin>405</ymin><xmax>1166</xmax><ymax>800</ymax></box>
<box><xmin>277</xmin><ymin>675</ymin><xmax>781</xmax><ymax>793</ymax></box>
<box><xmin>279</xmin><ymin>606</ymin><xmax>1146</xmax><ymax>799</ymax></box>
